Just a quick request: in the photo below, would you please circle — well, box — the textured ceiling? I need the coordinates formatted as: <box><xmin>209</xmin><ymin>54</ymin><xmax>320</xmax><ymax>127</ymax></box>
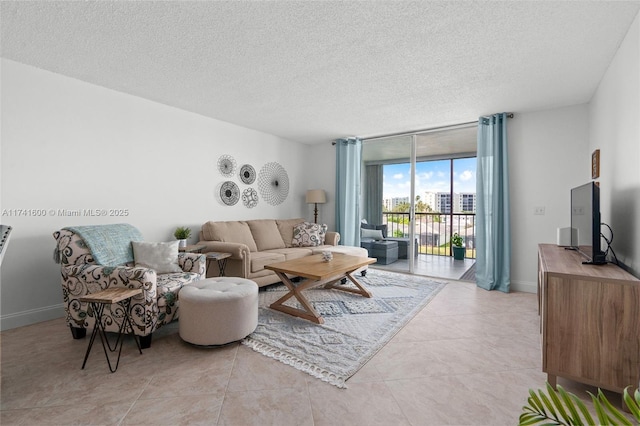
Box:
<box><xmin>363</xmin><ymin>126</ymin><xmax>479</xmax><ymax>163</ymax></box>
<box><xmin>2</xmin><ymin>1</ymin><xmax>639</xmax><ymax>144</ymax></box>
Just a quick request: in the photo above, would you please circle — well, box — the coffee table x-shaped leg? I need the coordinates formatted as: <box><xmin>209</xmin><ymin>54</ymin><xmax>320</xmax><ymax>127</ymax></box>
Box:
<box><xmin>269</xmin><ymin>270</ymin><xmax>372</xmax><ymax>324</ymax></box>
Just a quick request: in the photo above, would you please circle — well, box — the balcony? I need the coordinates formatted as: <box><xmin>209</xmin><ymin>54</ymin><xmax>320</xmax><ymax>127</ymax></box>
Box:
<box><xmin>382</xmin><ymin>211</ymin><xmax>476</xmax><ymax>259</ymax></box>
<box><xmin>374</xmin><ymin>211</ymin><xmax>477</xmax><ymax>281</ymax></box>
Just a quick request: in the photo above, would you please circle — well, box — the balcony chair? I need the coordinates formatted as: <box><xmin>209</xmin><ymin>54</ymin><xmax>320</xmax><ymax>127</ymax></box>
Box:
<box><xmin>53</xmin><ymin>224</ymin><xmax>205</xmax><ymax>348</ymax></box>
<box><xmin>360</xmin><ymin>221</ymin><xmax>418</xmax><ymax>259</ymax></box>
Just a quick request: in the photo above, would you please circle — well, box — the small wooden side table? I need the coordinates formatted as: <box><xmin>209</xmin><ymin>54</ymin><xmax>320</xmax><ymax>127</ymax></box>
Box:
<box><xmin>179</xmin><ymin>244</ymin><xmax>207</xmax><ymax>253</ymax></box>
<box><xmin>206</xmin><ymin>252</ymin><xmax>232</xmax><ymax>277</ymax></box>
<box><xmin>79</xmin><ymin>288</ymin><xmax>143</xmax><ymax>372</ymax></box>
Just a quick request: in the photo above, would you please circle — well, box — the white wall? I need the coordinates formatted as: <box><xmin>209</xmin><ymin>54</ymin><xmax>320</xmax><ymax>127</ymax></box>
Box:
<box><xmin>307</xmin><ymin>143</ymin><xmax>337</xmax><ymax>229</ymax></box>
<box><xmin>0</xmin><ymin>59</ymin><xmax>312</xmax><ymax>330</ymax></box>
<box><xmin>306</xmin><ymin>108</ymin><xmax>591</xmax><ymax>293</ymax></box>
<box><xmin>494</xmin><ymin>7</ymin><xmax>639</xmax><ymax>295</ymax></box>
<box><xmin>588</xmin><ymin>11</ymin><xmax>640</xmax><ymax>276</ymax></box>
<box><xmin>508</xmin><ymin>105</ymin><xmax>590</xmax><ymax>292</ymax></box>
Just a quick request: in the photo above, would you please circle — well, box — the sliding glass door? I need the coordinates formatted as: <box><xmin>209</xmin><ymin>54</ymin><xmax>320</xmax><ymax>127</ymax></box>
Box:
<box><xmin>362</xmin><ymin>135</ymin><xmax>414</xmax><ymax>273</ymax></box>
<box><xmin>361</xmin><ymin>124</ymin><xmax>478</xmax><ymax>276</ymax></box>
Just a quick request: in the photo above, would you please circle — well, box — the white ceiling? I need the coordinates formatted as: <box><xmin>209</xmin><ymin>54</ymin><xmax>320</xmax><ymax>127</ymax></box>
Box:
<box><xmin>2</xmin><ymin>1</ymin><xmax>639</xmax><ymax>145</ymax></box>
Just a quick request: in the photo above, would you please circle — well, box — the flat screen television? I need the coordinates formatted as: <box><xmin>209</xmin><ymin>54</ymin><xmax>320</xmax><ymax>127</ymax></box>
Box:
<box><xmin>570</xmin><ymin>182</ymin><xmax>606</xmax><ymax>265</ymax></box>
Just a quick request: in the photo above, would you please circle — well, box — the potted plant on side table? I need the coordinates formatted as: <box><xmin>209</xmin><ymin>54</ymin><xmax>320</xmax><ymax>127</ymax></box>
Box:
<box><xmin>174</xmin><ymin>226</ymin><xmax>191</xmax><ymax>248</ymax></box>
<box><xmin>451</xmin><ymin>233</ymin><xmax>465</xmax><ymax>260</ymax></box>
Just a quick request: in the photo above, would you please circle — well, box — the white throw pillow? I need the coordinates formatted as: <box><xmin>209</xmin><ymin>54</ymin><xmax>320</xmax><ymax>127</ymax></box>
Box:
<box><xmin>132</xmin><ymin>241</ymin><xmax>182</xmax><ymax>274</ymax></box>
<box><xmin>361</xmin><ymin>228</ymin><xmax>384</xmax><ymax>240</ymax></box>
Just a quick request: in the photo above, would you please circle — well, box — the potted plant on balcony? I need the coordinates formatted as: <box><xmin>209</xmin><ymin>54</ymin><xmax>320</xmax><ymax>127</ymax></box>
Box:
<box><xmin>174</xmin><ymin>226</ymin><xmax>191</xmax><ymax>248</ymax></box>
<box><xmin>451</xmin><ymin>233</ymin><xmax>465</xmax><ymax>260</ymax></box>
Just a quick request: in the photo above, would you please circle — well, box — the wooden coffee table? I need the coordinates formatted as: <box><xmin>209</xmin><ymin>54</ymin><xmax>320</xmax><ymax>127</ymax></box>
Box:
<box><xmin>264</xmin><ymin>253</ymin><xmax>376</xmax><ymax>324</ymax></box>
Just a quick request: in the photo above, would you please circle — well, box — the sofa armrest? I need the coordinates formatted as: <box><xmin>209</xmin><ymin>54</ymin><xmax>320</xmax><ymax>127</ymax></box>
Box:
<box><xmin>197</xmin><ymin>241</ymin><xmax>251</xmax><ymax>278</ymax></box>
<box><xmin>178</xmin><ymin>252</ymin><xmax>206</xmax><ymax>278</ymax></box>
<box><xmin>325</xmin><ymin>232</ymin><xmax>340</xmax><ymax>246</ymax></box>
<box><xmin>197</xmin><ymin>241</ymin><xmax>250</xmax><ymax>259</ymax></box>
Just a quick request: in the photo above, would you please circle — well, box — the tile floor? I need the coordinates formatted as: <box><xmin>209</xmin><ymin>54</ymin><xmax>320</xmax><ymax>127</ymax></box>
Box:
<box><xmin>374</xmin><ymin>254</ymin><xmax>476</xmax><ymax>281</ymax></box>
<box><xmin>0</xmin><ymin>275</ymin><xmax>625</xmax><ymax>425</ymax></box>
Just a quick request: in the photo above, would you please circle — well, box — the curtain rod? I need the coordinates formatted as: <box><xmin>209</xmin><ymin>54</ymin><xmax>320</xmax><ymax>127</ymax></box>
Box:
<box><xmin>331</xmin><ymin>113</ymin><xmax>514</xmax><ymax>144</ymax></box>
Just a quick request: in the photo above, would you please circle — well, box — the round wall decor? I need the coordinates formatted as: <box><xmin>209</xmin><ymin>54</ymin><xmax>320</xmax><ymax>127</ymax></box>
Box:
<box><xmin>217</xmin><ymin>155</ymin><xmax>237</xmax><ymax>177</ymax></box>
<box><xmin>239</xmin><ymin>164</ymin><xmax>256</xmax><ymax>184</ymax></box>
<box><xmin>242</xmin><ymin>188</ymin><xmax>259</xmax><ymax>208</ymax></box>
<box><xmin>257</xmin><ymin>162</ymin><xmax>289</xmax><ymax>206</ymax></box>
<box><xmin>220</xmin><ymin>181</ymin><xmax>240</xmax><ymax>206</ymax></box>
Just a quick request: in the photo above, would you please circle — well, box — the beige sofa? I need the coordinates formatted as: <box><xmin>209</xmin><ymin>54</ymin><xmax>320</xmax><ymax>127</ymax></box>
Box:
<box><xmin>198</xmin><ymin>218</ymin><xmax>367</xmax><ymax>286</ymax></box>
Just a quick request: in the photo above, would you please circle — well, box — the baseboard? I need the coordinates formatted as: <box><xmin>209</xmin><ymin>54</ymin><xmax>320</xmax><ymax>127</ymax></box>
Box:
<box><xmin>0</xmin><ymin>303</ymin><xmax>65</xmax><ymax>331</ymax></box>
<box><xmin>510</xmin><ymin>280</ymin><xmax>537</xmax><ymax>294</ymax></box>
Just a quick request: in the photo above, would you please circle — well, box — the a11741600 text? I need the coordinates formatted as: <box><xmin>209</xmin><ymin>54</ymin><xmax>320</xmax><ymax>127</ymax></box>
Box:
<box><xmin>1</xmin><ymin>208</ymin><xmax>130</xmax><ymax>217</ymax></box>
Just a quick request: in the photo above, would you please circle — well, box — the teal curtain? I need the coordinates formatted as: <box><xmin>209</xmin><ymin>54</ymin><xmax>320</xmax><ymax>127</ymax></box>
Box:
<box><xmin>476</xmin><ymin>113</ymin><xmax>510</xmax><ymax>292</ymax></box>
<box><xmin>335</xmin><ymin>137</ymin><xmax>362</xmax><ymax>247</ymax></box>
<box><xmin>364</xmin><ymin>164</ymin><xmax>383</xmax><ymax>226</ymax></box>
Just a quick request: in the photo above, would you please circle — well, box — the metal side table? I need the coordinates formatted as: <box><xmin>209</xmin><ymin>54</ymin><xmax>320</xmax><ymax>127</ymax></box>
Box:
<box><xmin>80</xmin><ymin>288</ymin><xmax>143</xmax><ymax>372</ymax></box>
<box><xmin>206</xmin><ymin>252</ymin><xmax>232</xmax><ymax>276</ymax></box>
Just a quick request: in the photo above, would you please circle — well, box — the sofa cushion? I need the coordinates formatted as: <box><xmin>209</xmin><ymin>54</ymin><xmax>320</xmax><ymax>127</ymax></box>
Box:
<box><xmin>361</xmin><ymin>223</ymin><xmax>388</xmax><ymax>238</ymax></box>
<box><xmin>265</xmin><ymin>247</ymin><xmax>314</xmax><ymax>261</ymax></box>
<box><xmin>247</xmin><ymin>220</ymin><xmax>286</xmax><ymax>251</ymax></box>
<box><xmin>276</xmin><ymin>218</ymin><xmax>306</xmax><ymax>247</ymax></box>
<box><xmin>132</xmin><ymin>241</ymin><xmax>182</xmax><ymax>274</ymax></box>
<box><xmin>292</xmin><ymin>222</ymin><xmax>324</xmax><ymax>247</ymax></box>
<box><xmin>250</xmin><ymin>251</ymin><xmax>285</xmax><ymax>273</ymax></box>
<box><xmin>361</xmin><ymin>228</ymin><xmax>384</xmax><ymax>240</ymax></box>
<box><xmin>202</xmin><ymin>221</ymin><xmax>258</xmax><ymax>252</ymax></box>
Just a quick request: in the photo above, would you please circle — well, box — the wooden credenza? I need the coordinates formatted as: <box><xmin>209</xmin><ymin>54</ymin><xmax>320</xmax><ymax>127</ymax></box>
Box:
<box><xmin>538</xmin><ymin>244</ymin><xmax>640</xmax><ymax>395</ymax></box>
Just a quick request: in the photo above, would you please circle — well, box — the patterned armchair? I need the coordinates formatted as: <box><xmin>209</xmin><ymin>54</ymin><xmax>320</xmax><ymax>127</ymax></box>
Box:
<box><xmin>53</xmin><ymin>224</ymin><xmax>205</xmax><ymax>348</ymax></box>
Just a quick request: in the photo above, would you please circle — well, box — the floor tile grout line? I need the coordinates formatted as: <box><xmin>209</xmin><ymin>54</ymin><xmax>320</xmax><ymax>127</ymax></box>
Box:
<box><xmin>379</xmin><ymin>378</ymin><xmax>415</xmax><ymax>426</ymax></box>
<box><xmin>116</xmin><ymin>376</ymin><xmax>152</xmax><ymax>426</ymax></box>
<box><xmin>215</xmin><ymin>343</ymin><xmax>240</xmax><ymax>425</ymax></box>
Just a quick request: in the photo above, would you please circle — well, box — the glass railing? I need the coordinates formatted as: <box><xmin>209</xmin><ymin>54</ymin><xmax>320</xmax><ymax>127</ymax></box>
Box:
<box><xmin>381</xmin><ymin>211</ymin><xmax>476</xmax><ymax>259</ymax></box>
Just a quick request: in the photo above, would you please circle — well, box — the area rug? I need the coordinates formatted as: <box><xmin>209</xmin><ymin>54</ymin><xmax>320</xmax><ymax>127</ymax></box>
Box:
<box><xmin>241</xmin><ymin>269</ymin><xmax>447</xmax><ymax>388</ymax></box>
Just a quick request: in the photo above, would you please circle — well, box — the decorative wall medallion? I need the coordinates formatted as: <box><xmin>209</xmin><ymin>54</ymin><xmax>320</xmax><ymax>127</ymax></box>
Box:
<box><xmin>239</xmin><ymin>164</ymin><xmax>256</xmax><ymax>184</ymax></box>
<box><xmin>220</xmin><ymin>181</ymin><xmax>240</xmax><ymax>206</ymax></box>
<box><xmin>217</xmin><ymin>155</ymin><xmax>237</xmax><ymax>177</ymax></box>
<box><xmin>242</xmin><ymin>188</ymin><xmax>259</xmax><ymax>208</ymax></box>
<box><xmin>258</xmin><ymin>162</ymin><xmax>289</xmax><ymax>206</ymax></box>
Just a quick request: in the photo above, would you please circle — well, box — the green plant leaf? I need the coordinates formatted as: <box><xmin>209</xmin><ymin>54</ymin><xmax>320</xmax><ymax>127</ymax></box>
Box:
<box><xmin>623</xmin><ymin>387</ymin><xmax>640</xmax><ymax>421</ymax></box>
<box><xmin>519</xmin><ymin>412</ymin><xmax>546</xmax><ymax>425</ymax></box>
<box><xmin>529</xmin><ymin>390</ymin><xmax>547</xmax><ymax>416</ymax></box>
<box><xmin>520</xmin><ymin>383</ymin><xmax>640</xmax><ymax>426</ymax></box>
<box><xmin>556</xmin><ymin>385</ymin><xmax>582</xmax><ymax>426</ymax></box>
<box><xmin>539</xmin><ymin>390</ymin><xmax>560</xmax><ymax>422</ymax></box>
<box><xmin>570</xmin><ymin>392</ymin><xmax>595</xmax><ymax>425</ymax></box>
<box><xmin>597</xmin><ymin>388</ymin><xmax>632</xmax><ymax>426</ymax></box>
<box><xmin>590</xmin><ymin>391</ymin><xmax>612</xmax><ymax>425</ymax></box>
<box><xmin>174</xmin><ymin>226</ymin><xmax>192</xmax><ymax>239</ymax></box>
<box><xmin>546</xmin><ymin>382</ymin><xmax>570</xmax><ymax>422</ymax></box>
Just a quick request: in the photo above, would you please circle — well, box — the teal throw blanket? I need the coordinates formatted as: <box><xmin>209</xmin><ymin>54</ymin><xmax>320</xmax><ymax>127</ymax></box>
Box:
<box><xmin>64</xmin><ymin>224</ymin><xmax>143</xmax><ymax>266</ymax></box>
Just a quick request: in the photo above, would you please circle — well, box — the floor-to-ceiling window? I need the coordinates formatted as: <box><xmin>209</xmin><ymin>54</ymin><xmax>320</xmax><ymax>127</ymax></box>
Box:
<box><xmin>361</xmin><ymin>125</ymin><xmax>478</xmax><ymax>280</ymax></box>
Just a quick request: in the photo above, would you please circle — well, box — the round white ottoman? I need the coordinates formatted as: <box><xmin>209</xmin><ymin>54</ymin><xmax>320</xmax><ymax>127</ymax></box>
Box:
<box><xmin>179</xmin><ymin>278</ymin><xmax>258</xmax><ymax>346</ymax></box>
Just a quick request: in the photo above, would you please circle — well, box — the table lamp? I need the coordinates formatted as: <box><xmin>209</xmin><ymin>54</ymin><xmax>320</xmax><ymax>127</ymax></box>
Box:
<box><xmin>305</xmin><ymin>189</ymin><xmax>326</xmax><ymax>223</ymax></box>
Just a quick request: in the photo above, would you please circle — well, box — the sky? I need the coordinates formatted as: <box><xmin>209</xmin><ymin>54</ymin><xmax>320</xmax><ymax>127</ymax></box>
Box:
<box><xmin>383</xmin><ymin>158</ymin><xmax>476</xmax><ymax>199</ymax></box>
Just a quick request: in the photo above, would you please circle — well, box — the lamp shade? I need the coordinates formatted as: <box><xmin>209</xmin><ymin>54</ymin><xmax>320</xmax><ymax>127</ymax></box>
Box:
<box><xmin>305</xmin><ymin>189</ymin><xmax>326</xmax><ymax>204</ymax></box>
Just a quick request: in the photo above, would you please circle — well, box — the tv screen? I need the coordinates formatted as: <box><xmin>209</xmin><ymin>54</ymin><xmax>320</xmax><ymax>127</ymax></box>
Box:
<box><xmin>570</xmin><ymin>182</ymin><xmax>606</xmax><ymax>264</ymax></box>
